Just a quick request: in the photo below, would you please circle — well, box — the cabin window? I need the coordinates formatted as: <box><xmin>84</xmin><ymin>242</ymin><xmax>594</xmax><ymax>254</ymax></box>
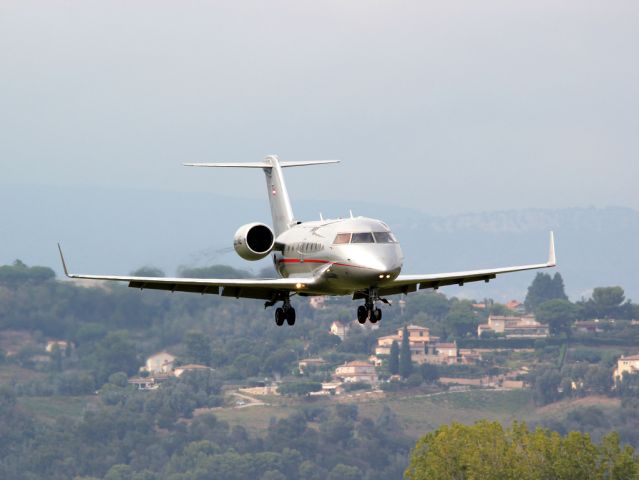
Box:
<box><xmin>333</xmin><ymin>233</ymin><xmax>351</xmax><ymax>244</ymax></box>
<box><xmin>372</xmin><ymin>232</ymin><xmax>397</xmax><ymax>243</ymax></box>
<box><xmin>351</xmin><ymin>232</ymin><xmax>375</xmax><ymax>243</ymax></box>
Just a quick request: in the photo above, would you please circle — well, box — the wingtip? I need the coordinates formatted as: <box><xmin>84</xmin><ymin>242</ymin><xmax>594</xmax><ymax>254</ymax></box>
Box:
<box><xmin>57</xmin><ymin>243</ymin><xmax>70</xmax><ymax>277</ymax></box>
<box><xmin>548</xmin><ymin>231</ymin><xmax>557</xmax><ymax>266</ymax></box>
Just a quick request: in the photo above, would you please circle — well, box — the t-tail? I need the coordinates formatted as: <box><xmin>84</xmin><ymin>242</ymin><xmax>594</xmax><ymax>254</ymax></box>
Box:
<box><xmin>184</xmin><ymin>155</ymin><xmax>339</xmax><ymax>235</ymax></box>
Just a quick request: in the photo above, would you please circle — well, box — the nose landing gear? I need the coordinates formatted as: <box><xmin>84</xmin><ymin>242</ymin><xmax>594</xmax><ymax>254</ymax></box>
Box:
<box><xmin>356</xmin><ymin>289</ymin><xmax>387</xmax><ymax>324</ymax></box>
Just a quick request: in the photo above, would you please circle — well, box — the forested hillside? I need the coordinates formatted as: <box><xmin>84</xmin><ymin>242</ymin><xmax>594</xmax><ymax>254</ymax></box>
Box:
<box><xmin>2</xmin><ymin>260</ymin><xmax>639</xmax><ymax>479</ymax></box>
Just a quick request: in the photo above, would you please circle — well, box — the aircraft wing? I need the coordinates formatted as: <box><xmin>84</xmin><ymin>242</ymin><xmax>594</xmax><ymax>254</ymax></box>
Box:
<box><xmin>377</xmin><ymin>232</ymin><xmax>557</xmax><ymax>297</ymax></box>
<box><xmin>57</xmin><ymin>245</ymin><xmax>315</xmax><ymax>300</ymax></box>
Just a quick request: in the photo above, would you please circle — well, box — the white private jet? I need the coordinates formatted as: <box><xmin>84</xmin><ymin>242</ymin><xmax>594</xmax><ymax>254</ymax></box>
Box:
<box><xmin>58</xmin><ymin>156</ymin><xmax>556</xmax><ymax>326</ymax></box>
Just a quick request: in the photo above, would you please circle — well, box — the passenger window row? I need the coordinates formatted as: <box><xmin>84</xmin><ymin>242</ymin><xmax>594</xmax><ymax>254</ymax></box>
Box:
<box><xmin>284</xmin><ymin>242</ymin><xmax>323</xmax><ymax>254</ymax></box>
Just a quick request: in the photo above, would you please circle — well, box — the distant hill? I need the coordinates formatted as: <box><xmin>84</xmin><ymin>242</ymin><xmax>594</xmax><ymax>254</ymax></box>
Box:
<box><xmin>2</xmin><ymin>184</ymin><xmax>637</xmax><ymax>302</ymax></box>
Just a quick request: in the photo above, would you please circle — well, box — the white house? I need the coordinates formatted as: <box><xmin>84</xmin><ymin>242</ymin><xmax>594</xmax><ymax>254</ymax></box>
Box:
<box><xmin>614</xmin><ymin>354</ymin><xmax>639</xmax><ymax>383</ymax></box>
<box><xmin>334</xmin><ymin>360</ymin><xmax>378</xmax><ymax>384</ymax></box>
<box><xmin>143</xmin><ymin>352</ymin><xmax>176</xmax><ymax>375</ymax></box>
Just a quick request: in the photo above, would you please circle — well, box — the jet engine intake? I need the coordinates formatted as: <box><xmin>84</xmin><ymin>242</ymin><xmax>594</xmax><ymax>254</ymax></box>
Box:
<box><xmin>233</xmin><ymin>222</ymin><xmax>275</xmax><ymax>261</ymax></box>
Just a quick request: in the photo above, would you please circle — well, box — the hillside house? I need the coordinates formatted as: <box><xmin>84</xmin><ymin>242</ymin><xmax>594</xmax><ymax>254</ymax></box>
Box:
<box><xmin>174</xmin><ymin>364</ymin><xmax>212</xmax><ymax>377</ymax></box>
<box><xmin>298</xmin><ymin>358</ymin><xmax>327</xmax><ymax>374</ymax></box>
<box><xmin>505</xmin><ymin>300</ymin><xmax>525</xmax><ymax>313</ymax></box>
<box><xmin>613</xmin><ymin>354</ymin><xmax>639</xmax><ymax>383</ymax></box>
<box><xmin>330</xmin><ymin>321</ymin><xmax>350</xmax><ymax>341</ymax></box>
<box><xmin>375</xmin><ymin>325</ymin><xmax>432</xmax><ymax>363</ymax></box>
<box><xmin>128</xmin><ymin>377</ymin><xmax>160</xmax><ymax>391</ymax></box>
<box><xmin>143</xmin><ymin>351</ymin><xmax>176</xmax><ymax>375</ymax></box>
<box><xmin>45</xmin><ymin>340</ymin><xmax>73</xmax><ymax>353</ymax></box>
<box><xmin>574</xmin><ymin>320</ymin><xmax>605</xmax><ymax>334</ymax></box>
<box><xmin>425</xmin><ymin>342</ymin><xmax>460</xmax><ymax>365</ymax></box>
<box><xmin>334</xmin><ymin>360</ymin><xmax>378</xmax><ymax>384</ymax></box>
<box><xmin>477</xmin><ymin>315</ymin><xmax>549</xmax><ymax>339</ymax></box>
<box><xmin>309</xmin><ymin>296</ymin><xmax>326</xmax><ymax>310</ymax></box>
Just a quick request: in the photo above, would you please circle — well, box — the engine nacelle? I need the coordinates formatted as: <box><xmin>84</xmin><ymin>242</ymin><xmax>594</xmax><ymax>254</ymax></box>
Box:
<box><xmin>233</xmin><ymin>222</ymin><xmax>275</xmax><ymax>261</ymax></box>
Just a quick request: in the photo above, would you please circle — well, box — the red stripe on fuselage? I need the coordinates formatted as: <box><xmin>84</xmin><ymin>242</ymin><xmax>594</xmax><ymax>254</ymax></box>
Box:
<box><xmin>279</xmin><ymin>258</ymin><xmax>329</xmax><ymax>264</ymax></box>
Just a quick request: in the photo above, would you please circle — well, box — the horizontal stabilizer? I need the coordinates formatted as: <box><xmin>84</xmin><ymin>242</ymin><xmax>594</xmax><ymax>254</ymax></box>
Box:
<box><xmin>183</xmin><ymin>162</ymin><xmax>270</xmax><ymax>168</ymax></box>
<box><xmin>183</xmin><ymin>160</ymin><xmax>340</xmax><ymax>169</ymax></box>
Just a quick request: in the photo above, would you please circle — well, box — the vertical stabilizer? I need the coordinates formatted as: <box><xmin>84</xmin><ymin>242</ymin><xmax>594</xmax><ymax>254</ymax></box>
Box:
<box><xmin>263</xmin><ymin>155</ymin><xmax>294</xmax><ymax>235</ymax></box>
<box><xmin>184</xmin><ymin>156</ymin><xmax>339</xmax><ymax>236</ymax></box>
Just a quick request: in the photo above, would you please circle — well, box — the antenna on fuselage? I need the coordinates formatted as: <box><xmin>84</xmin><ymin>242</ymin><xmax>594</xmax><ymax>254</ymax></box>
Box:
<box><xmin>319</xmin><ymin>212</ymin><xmax>324</xmax><ymax>221</ymax></box>
<box><xmin>349</xmin><ymin>209</ymin><xmax>354</xmax><ymax>218</ymax></box>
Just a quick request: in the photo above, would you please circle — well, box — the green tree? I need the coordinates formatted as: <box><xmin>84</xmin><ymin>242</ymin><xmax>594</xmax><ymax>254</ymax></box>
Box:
<box><xmin>406</xmin><ymin>420</ymin><xmax>639</xmax><ymax>480</ymax></box>
<box><xmin>328</xmin><ymin>464</ymin><xmax>362</xmax><ymax>480</ymax></box>
<box><xmin>536</xmin><ymin>299</ymin><xmax>578</xmax><ymax>335</ymax></box>
<box><xmin>445</xmin><ymin>300</ymin><xmax>479</xmax><ymax>338</ymax></box>
<box><xmin>90</xmin><ymin>331</ymin><xmax>139</xmax><ymax>383</ymax></box>
<box><xmin>420</xmin><ymin>363</ymin><xmax>439</xmax><ymax>383</ymax></box>
<box><xmin>406</xmin><ymin>292</ymin><xmax>450</xmax><ymax>320</ymax></box>
<box><xmin>389</xmin><ymin>340</ymin><xmax>399</xmax><ymax>375</ymax></box>
<box><xmin>525</xmin><ymin>272</ymin><xmax>568</xmax><ymax>312</ymax></box>
<box><xmin>0</xmin><ymin>260</ymin><xmax>55</xmax><ymax>284</ymax></box>
<box><xmin>50</xmin><ymin>344</ymin><xmax>63</xmax><ymax>372</ymax></box>
<box><xmin>533</xmin><ymin>368</ymin><xmax>562</xmax><ymax>405</ymax></box>
<box><xmin>104</xmin><ymin>464</ymin><xmax>133</xmax><ymax>480</ymax></box>
<box><xmin>261</xmin><ymin>470</ymin><xmax>286</xmax><ymax>480</ymax></box>
<box><xmin>232</xmin><ymin>353</ymin><xmax>261</xmax><ymax>377</ymax></box>
<box><xmin>184</xmin><ymin>331</ymin><xmax>212</xmax><ymax>365</ymax></box>
<box><xmin>299</xmin><ymin>460</ymin><xmax>323</xmax><ymax>480</ymax></box>
<box><xmin>399</xmin><ymin>326</ymin><xmax>412</xmax><ymax>379</ymax></box>
<box><xmin>584</xmin><ymin>286</ymin><xmax>629</xmax><ymax>319</ymax></box>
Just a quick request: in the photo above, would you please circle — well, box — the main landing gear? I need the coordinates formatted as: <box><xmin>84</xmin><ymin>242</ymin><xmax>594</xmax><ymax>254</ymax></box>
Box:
<box><xmin>266</xmin><ymin>294</ymin><xmax>296</xmax><ymax>326</ymax></box>
<box><xmin>275</xmin><ymin>305</ymin><xmax>296</xmax><ymax>326</ymax></box>
<box><xmin>356</xmin><ymin>288</ymin><xmax>388</xmax><ymax>324</ymax></box>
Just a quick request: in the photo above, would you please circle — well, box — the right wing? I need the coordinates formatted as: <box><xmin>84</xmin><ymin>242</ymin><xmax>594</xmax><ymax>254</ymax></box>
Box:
<box><xmin>57</xmin><ymin>245</ymin><xmax>315</xmax><ymax>300</ymax></box>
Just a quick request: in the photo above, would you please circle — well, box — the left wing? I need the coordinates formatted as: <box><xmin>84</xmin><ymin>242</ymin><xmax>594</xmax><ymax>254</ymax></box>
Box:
<box><xmin>57</xmin><ymin>245</ymin><xmax>315</xmax><ymax>300</ymax></box>
<box><xmin>377</xmin><ymin>232</ymin><xmax>557</xmax><ymax>297</ymax></box>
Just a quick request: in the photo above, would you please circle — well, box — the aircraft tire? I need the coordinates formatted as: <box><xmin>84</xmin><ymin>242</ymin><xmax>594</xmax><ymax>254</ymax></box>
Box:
<box><xmin>275</xmin><ymin>307</ymin><xmax>285</xmax><ymax>326</ymax></box>
<box><xmin>372</xmin><ymin>308</ymin><xmax>382</xmax><ymax>322</ymax></box>
<box><xmin>357</xmin><ymin>305</ymin><xmax>368</xmax><ymax>324</ymax></box>
<box><xmin>286</xmin><ymin>308</ymin><xmax>296</xmax><ymax>326</ymax></box>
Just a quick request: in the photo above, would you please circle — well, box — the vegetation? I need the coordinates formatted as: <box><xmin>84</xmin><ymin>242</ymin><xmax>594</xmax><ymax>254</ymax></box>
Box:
<box><xmin>399</xmin><ymin>326</ymin><xmax>412</xmax><ymax>379</ymax></box>
<box><xmin>525</xmin><ymin>272</ymin><xmax>568</xmax><ymax>312</ymax></box>
<box><xmin>389</xmin><ymin>340</ymin><xmax>399</xmax><ymax>376</ymax></box>
<box><xmin>407</xmin><ymin>420</ymin><xmax>639</xmax><ymax>480</ymax></box>
<box><xmin>3</xmin><ymin>259</ymin><xmax>639</xmax><ymax>478</ymax></box>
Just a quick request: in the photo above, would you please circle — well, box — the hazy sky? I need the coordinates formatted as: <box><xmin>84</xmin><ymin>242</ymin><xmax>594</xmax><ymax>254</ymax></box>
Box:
<box><xmin>1</xmin><ymin>1</ymin><xmax>638</xmax><ymax>215</ymax></box>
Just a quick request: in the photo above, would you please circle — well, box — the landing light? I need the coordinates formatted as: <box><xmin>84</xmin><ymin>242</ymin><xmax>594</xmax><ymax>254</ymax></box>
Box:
<box><xmin>386</xmin><ymin>274</ymin><xmax>391</xmax><ymax>278</ymax></box>
<box><xmin>296</xmin><ymin>283</ymin><xmax>305</xmax><ymax>289</ymax></box>
<box><xmin>378</xmin><ymin>274</ymin><xmax>384</xmax><ymax>279</ymax></box>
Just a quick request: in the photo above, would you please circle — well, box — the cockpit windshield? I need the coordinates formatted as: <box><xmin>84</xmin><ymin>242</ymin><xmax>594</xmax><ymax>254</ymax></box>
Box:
<box><xmin>351</xmin><ymin>232</ymin><xmax>374</xmax><ymax>243</ymax></box>
<box><xmin>333</xmin><ymin>233</ymin><xmax>351</xmax><ymax>244</ymax></box>
<box><xmin>333</xmin><ymin>231</ymin><xmax>397</xmax><ymax>244</ymax></box>
<box><xmin>372</xmin><ymin>231</ymin><xmax>397</xmax><ymax>243</ymax></box>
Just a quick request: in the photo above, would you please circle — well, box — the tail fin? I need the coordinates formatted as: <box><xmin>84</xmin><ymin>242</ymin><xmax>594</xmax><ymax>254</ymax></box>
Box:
<box><xmin>184</xmin><ymin>155</ymin><xmax>339</xmax><ymax>235</ymax></box>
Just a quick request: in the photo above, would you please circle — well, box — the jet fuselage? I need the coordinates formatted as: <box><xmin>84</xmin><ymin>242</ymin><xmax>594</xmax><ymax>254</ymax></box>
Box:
<box><xmin>274</xmin><ymin>216</ymin><xmax>404</xmax><ymax>295</ymax></box>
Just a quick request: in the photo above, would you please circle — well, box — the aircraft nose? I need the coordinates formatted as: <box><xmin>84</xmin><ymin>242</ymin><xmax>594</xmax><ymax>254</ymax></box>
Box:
<box><xmin>367</xmin><ymin>256</ymin><xmax>403</xmax><ymax>279</ymax></box>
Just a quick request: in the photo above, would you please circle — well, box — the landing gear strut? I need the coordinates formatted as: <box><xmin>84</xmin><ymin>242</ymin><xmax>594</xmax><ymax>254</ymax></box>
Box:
<box><xmin>269</xmin><ymin>294</ymin><xmax>296</xmax><ymax>326</ymax></box>
<box><xmin>357</xmin><ymin>288</ymin><xmax>387</xmax><ymax>324</ymax></box>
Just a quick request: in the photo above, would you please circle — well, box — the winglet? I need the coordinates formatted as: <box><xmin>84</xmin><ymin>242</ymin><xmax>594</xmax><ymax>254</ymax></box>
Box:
<box><xmin>547</xmin><ymin>231</ymin><xmax>556</xmax><ymax>266</ymax></box>
<box><xmin>57</xmin><ymin>243</ymin><xmax>70</xmax><ymax>277</ymax></box>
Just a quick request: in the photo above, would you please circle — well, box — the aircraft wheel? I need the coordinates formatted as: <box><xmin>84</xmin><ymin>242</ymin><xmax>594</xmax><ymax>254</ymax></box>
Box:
<box><xmin>286</xmin><ymin>308</ymin><xmax>296</xmax><ymax>326</ymax></box>
<box><xmin>275</xmin><ymin>307</ymin><xmax>285</xmax><ymax>326</ymax></box>
<box><xmin>357</xmin><ymin>305</ymin><xmax>368</xmax><ymax>324</ymax></box>
<box><xmin>372</xmin><ymin>308</ymin><xmax>382</xmax><ymax>323</ymax></box>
